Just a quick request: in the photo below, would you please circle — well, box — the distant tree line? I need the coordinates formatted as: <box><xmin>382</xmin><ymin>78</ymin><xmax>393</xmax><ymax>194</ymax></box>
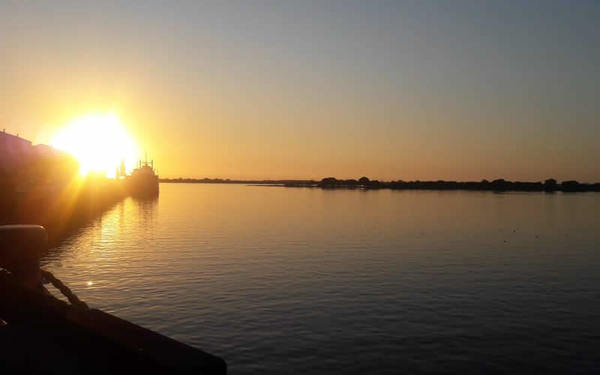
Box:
<box><xmin>161</xmin><ymin>176</ymin><xmax>600</xmax><ymax>192</ymax></box>
<box><xmin>302</xmin><ymin>177</ymin><xmax>600</xmax><ymax>192</ymax></box>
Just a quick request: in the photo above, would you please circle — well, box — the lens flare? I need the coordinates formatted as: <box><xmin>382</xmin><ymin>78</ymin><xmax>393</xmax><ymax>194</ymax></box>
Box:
<box><xmin>51</xmin><ymin>113</ymin><xmax>139</xmax><ymax>177</ymax></box>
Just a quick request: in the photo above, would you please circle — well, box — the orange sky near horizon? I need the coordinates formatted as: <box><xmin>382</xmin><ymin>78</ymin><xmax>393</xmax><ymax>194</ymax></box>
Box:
<box><xmin>1</xmin><ymin>1</ymin><xmax>599</xmax><ymax>182</ymax></box>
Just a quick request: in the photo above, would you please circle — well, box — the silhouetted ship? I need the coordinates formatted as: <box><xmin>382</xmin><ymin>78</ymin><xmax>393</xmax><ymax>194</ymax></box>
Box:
<box><xmin>125</xmin><ymin>159</ymin><xmax>159</xmax><ymax>197</ymax></box>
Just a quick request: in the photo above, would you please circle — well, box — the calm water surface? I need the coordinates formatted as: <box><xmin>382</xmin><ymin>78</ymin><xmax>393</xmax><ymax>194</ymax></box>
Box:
<box><xmin>43</xmin><ymin>184</ymin><xmax>600</xmax><ymax>374</ymax></box>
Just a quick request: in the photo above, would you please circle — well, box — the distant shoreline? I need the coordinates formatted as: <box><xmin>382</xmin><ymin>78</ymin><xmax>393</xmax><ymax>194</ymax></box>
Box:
<box><xmin>159</xmin><ymin>177</ymin><xmax>600</xmax><ymax>192</ymax></box>
<box><xmin>159</xmin><ymin>178</ymin><xmax>313</xmax><ymax>185</ymax></box>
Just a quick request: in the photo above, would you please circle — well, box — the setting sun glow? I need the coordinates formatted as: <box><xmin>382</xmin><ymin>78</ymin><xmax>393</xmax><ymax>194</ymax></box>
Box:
<box><xmin>51</xmin><ymin>113</ymin><xmax>139</xmax><ymax>177</ymax></box>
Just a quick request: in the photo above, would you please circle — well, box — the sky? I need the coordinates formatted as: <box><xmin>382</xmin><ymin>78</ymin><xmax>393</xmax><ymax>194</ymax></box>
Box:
<box><xmin>1</xmin><ymin>0</ymin><xmax>599</xmax><ymax>181</ymax></box>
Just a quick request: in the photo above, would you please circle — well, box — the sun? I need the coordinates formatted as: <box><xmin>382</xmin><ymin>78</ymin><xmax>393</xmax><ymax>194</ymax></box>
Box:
<box><xmin>51</xmin><ymin>113</ymin><xmax>139</xmax><ymax>177</ymax></box>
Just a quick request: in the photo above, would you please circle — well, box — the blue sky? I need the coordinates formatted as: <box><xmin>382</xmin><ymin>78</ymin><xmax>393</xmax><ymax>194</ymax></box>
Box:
<box><xmin>1</xmin><ymin>0</ymin><xmax>599</xmax><ymax>180</ymax></box>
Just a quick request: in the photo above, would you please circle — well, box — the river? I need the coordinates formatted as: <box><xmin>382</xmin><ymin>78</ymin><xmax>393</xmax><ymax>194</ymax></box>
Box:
<box><xmin>42</xmin><ymin>183</ymin><xmax>600</xmax><ymax>374</ymax></box>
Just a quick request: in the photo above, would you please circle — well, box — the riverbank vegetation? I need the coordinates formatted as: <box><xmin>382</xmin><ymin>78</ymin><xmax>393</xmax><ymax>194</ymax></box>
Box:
<box><xmin>305</xmin><ymin>177</ymin><xmax>600</xmax><ymax>192</ymax></box>
<box><xmin>160</xmin><ymin>177</ymin><xmax>600</xmax><ymax>192</ymax></box>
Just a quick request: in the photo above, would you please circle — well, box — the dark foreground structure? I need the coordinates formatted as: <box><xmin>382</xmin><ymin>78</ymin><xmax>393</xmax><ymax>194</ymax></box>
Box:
<box><xmin>0</xmin><ymin>225</ymin><xmax>226</xmax><ymax>374</ymax></box>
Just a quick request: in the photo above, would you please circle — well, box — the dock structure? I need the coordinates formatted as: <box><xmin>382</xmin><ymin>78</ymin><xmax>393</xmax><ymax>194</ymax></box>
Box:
<box><xmin>0</xmin><ymin>132</ymin><xmax>159</xmax><ymax>243</ymax></box>
<box><xmin>0</xmin><ymin>225</ymin><xmax>226</xmax><ymax>374</ymax></box>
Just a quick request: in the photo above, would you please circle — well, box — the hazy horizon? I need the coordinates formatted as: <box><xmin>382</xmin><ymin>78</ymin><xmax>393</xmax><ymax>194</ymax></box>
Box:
<box><xmin>2</xmin><ymin>0</ymin><xmax>599</xmax><ymax>181</ymax></box>
<box><xmin>160</xmin><ymin>175</ymin><xmax>599</xmax><ymax>184</ymax></box>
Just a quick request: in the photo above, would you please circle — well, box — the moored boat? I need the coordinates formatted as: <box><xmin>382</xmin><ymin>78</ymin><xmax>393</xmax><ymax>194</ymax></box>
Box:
<box><xmin>125</xmin><ymin>159</ymin><xmax>159</xmax><ymax>197</ymax></box>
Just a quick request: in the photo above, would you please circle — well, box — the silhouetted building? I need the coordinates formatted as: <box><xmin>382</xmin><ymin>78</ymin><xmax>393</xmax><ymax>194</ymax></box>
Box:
<box><xmin>0</xmin><ymin>131</ymin><xmax>33</xmax><ymax>172</ymax></box>
<box><xmin>0</xmin><ymin>130</ymin><xmax>31</xmax><ymax>152</ymax></box>
<box><xmin>0</xmin><ymin>131</ymin><xmax>79</xmax><ymax>192</ymax></box>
